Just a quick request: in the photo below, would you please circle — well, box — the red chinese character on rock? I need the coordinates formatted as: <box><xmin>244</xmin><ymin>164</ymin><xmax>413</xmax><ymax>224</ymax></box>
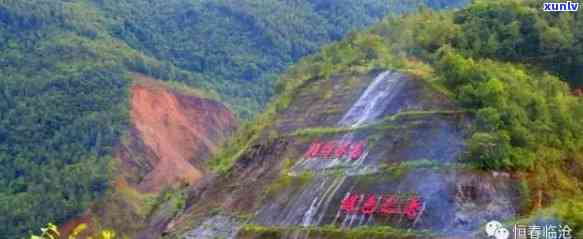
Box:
<box><xmin>361</xmin><ymin>194</ymin><xmax>378</xmax><ymax>215</ymax></box>
<box><xmin>319</xmin><ymin>141</ymin><xmax>337</xmax><ymax>158</ymax></box>
<box><xmin>349</xmin><ymin>142</ymin><xmax>365</xmax><ymax>160</ymax></box>
<box><xmin>334</xmin><ymin>142</ymin><xmax>350</xmax><ymax>158</ymax></box>
<box><xmin>304</xmin><ymin>142</ymin><xmax>322</xmax><ymax>158</ymax></box>
<box><xmin>379</xmin><ymin>195</ymin><xmax>400</xmax><ymax>216</ymax></box>
<box><xmin>403</xmin><ymin>195</ymin><xmax>423</xmax><ymax>220</ymax></box>
<box><xmin>340</xmin><ymin>193</ymin><xmax>360</xmax><ymax>214</ymax></box>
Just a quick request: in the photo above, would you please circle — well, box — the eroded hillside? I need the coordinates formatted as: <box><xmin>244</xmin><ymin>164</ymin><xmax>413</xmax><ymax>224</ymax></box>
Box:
<box><xmin>127</xmin><ymin>75</ymin><xmax>236</xmax><ymax>192</ymax></box>
<box><xmin>60</xmin><ymin>75</ymin><xmax>237</xmax><ymax>238</ymax></box>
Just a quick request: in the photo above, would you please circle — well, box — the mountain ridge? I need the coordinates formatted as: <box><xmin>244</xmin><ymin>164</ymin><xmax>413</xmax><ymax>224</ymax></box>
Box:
<box><xmin>5</xmin><ymin>0</ymin><xmax>583</xmax><ymax>238</ymax></box>
<box><xmin>2</xmin><ymin>1</ymin><xmax>470</xmax><ymax>237</ymax></box>
<box><xmin>162</xmin><ymin>1</ymin><xmax>583</xmax><ymax>238</ymax></box>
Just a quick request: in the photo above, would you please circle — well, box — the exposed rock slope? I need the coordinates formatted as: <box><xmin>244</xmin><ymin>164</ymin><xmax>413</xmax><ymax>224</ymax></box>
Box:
<box><xmin>165</xmin><ymin>70</ymin><xmax>522</xmax><ymax>239</ymax></box>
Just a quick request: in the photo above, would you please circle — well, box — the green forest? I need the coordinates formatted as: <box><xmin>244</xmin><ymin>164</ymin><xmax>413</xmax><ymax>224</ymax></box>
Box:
<box><xmin>0</xmin><ymin>0</ymin><xmax>469</xmax><ymax>238</ymax></box>
<box><xmin>3</xmin><ymin>0</ymin><xmax>583</xmax><ymax>238</ymax></box>
<box><xmin>221</xmin><ymin>0</ymin><xmax>583</xmax><ymax>171</ymax></box>
<box><xmin>92</xmin><ymin>0</ymin><xmax>467</xmax><ymax>117</ymax></box>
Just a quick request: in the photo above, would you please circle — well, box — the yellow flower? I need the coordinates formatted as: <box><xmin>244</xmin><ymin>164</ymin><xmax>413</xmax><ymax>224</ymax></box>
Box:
<box><xmin>101</xmin><ymin>230</ymin><xmax>116</xmax><ymax>239</ymax></box>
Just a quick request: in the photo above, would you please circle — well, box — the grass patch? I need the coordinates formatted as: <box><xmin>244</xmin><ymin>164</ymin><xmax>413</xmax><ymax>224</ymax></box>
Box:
<box><xmin>114</xmin><ymin>182</ymin><xmax>158</xmax><ymax>217</ymax></box>
<box><xmin>375</xmin><ymin>159</ymin><xmax>468</xmax><ymax>180</ymax></box>
<box><xmin>289</xmin><ymin>110</ymin><xmax>464</xmax><ymax>138</ymax></box>
<box><xmin>379</xmin><ymin>110</ymin><xmax>467</xmax><ymax>122</ymax></box>
<box><xmin>238</xmin><ymin>224</ymin><xmax>432</xmax><ymax>239</ymax></box>
<box><xmin>265</xmin><ymin>161</ymin><xmax>314</xmax><ymax>199</ymax></box>
<box><xmin>290</xmin><ymin>126</ymin><xmax>354</xmax><ymax>138</ymax></box>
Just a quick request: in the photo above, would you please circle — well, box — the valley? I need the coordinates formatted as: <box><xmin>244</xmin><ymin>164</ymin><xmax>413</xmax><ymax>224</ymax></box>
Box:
<box><xmin>2</xmin><ymin>0</ymin><xmax>583</xmax><ymax>239</ymax></box>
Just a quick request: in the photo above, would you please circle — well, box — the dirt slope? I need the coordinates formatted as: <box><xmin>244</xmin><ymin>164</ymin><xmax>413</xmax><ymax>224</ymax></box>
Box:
<box><xmin>60</xmin><ymin>75</ymin><xmax>237</xmax><ymax>238</ymax></box>
<box><xmin>129</xmin><ymin>78</ymin><xmax>236</xmax><ymax>192</ymax></box>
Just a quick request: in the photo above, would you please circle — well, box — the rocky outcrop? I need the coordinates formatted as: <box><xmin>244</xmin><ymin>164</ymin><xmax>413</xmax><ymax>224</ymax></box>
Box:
<box><xmin>167</xmin><ymin>70</ymin><xmax>522</xmax><ymax>239</ymax></box>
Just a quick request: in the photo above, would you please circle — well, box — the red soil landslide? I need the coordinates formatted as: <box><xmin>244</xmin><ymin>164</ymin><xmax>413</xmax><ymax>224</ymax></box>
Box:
<box><xmin>60</xmin><ymin>75</ymin><xmax>237</xmax><ymax>238</ymax></box>
<box><xmin>129</xmin><ymin>77</ymin><xmax>237</xmax><ymax>192</ymax></box>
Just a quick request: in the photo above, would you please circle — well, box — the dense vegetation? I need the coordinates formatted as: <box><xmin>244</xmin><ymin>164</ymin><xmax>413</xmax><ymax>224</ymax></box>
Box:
<box><xmin>0</xmin><ymin>1</ymin><xmax>133</xmax><ymax>237</ymax></box>
<box><xmin>0</xmin><ymin>0</ymin><xmax>468</xmax><ymax>238</ymax></box>
<box><xmin>214</xmin><ymin>0</ymin><xmax>583</xmax><ymax>234</ymax></box>
<box><xmin>256</xmin><ymin>0</ymin><xmax>583</xmax><ymax>172</ymax></box>
<box><xmin>371</xmin><ymin>0</ymin><xmax>583</xmax><ymax>170</ymax></box>
<box><xmin>9</xmin><ymin>0</ymin><xmax>581</xmax><ymax>237</ymax></box>
<box><xmin>90</xmin><ymin>0</ymin><xmax>468</xmax><ymax>117</ymax></box>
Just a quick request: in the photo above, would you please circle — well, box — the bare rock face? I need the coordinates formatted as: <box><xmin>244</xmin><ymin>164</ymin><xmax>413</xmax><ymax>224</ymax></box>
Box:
<box><xmin>183</xmin><ymin>215</ymin><xmax>241</xmax><ymax>239</ymax></box>
<box><xmin>169</xmin><ymin>70</ymin><xmax>522</xmax><ymax>239</ymax></box>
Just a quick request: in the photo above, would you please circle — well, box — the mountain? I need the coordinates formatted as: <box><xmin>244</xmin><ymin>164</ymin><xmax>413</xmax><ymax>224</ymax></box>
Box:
<box><xmin>6</xmin><ymin>0</ymin><xmax>582</xmax><ymax>238</ymax></box>
<box><xmin>149</xmin><ymin>1</ymin><xmax>582</xmax><ymax>238</ymax></box>
<box><xmin>0</xmin><ymin>0</ymin><xmax>470</xmax><ymax>238</ymax></box>
<box><xmin>59</xmin><ymin>74</ymin><xmax>238</xmax><ymax>239</ymax></box>
<box><xmin>90</xmin><ymin>0</ymin><xmax>469</xmax><ymax>117</ymax></box>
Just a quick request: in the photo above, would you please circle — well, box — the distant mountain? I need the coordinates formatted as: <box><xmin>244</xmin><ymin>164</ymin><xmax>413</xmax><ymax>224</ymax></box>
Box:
<box><xmin>159</xmin><ymin>0</ymin><xmax>583</xmax><ymax>238</ymax></box>
<box><xmin>92</xmin><ymin>0</ymin><xmax>469</xmax><ymax>117</ymax></box>
<box><xmin>0</xmin><ymin>0</ymin><xmax>468</xmax><ymax>238</ymax></box>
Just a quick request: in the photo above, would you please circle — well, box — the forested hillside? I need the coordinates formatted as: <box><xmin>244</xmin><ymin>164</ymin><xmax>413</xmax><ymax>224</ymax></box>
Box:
<box><xmin>216</xmin><ymin>0</ymin><xmax>583</xmax><ymax>173</ymax></box>
<box><xmin>188</xmin><ymin>0</ymin><xmax>583</xmax><ymax>237</ymax></box>
<box><xmin>0</xmin><ymin>0</ymin><xmax>468</xmax><ymax>238</ymax></box>
<box><xmin>91</xmin><ymin>0</ymin><xmax>468</xmax><ymax>117</ymax></box>
<box><xmin>0</xmin><ymin>1</ymin><xmax>134</xmax><ymax>238</ymax></box>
